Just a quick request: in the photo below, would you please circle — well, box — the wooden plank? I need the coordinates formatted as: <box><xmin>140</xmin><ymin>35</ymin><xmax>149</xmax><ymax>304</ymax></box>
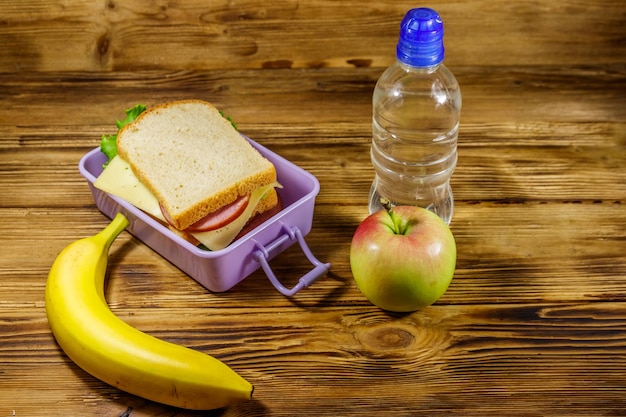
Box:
<box><xmin>1</xmin><ymin>197</ymin><xmax>625</xmax><ymax>309</ymax></box>
<box><xmin>0</xmin><ymin>0</ymin><xmax>624</xmax><ymax>72</ymax></box>
<box><xmin>3</xmin><ymin>139</ymin><xmax>625</xmax><ymax>209</ymax></box>
<box><xmin>1</xmin><ymin>303</ymin><xmax>625</xmax><ymax>416</ymax></box>
<box><xmin>1</xmin><ymin>65</ymin><xmax>625</xmax><ymax>125</ymax></box>
<box><xmin>1</xmin><ymin>66</ymin><xmax>624</xmax><ymax>127</ymax></box>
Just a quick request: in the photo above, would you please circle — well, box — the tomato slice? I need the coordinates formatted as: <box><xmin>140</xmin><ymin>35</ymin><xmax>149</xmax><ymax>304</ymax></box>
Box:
<box><xmin>183</xmin><ymin>194</ymin><xmax>250</xmax><ymax>233</ymax></box>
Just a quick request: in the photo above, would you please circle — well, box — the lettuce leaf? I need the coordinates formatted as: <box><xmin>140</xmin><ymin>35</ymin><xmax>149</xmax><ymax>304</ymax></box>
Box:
<box><xmin>219</xmin><ymin>110</ymin><xmax>238</xmax><ymax>131</ymax></box>
<box><xmin>100</xmin><ymin>104</ymin><xmax>146</xmax><ymax>167</ymax></box>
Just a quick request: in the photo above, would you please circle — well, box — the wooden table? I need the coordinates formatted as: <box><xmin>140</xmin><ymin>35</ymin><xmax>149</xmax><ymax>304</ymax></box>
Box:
<box><xmin>1</xmin><ymin>1</ymin><xmax>625</xmax><ymax>415</ymax></box>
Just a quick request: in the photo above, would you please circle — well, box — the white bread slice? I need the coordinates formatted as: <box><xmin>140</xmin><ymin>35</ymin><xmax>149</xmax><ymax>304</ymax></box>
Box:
<box><xmin>116</xmin><ymin>99</ymin><xmax>277</xmax><ymax>231</ymax></box>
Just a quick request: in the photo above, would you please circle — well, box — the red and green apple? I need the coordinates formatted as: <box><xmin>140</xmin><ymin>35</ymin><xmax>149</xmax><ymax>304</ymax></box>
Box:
<box><xmin>350</xmin><ymin>205</ymin><xmax>457</xmax><ymax>312</ymax></box>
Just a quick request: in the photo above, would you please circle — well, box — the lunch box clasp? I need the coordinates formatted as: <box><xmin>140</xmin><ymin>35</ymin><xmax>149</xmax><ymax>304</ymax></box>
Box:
<box><xmin>252</xmin><ymin>225</ymin><xmax>330</xmax><ymax>296</ymax></box>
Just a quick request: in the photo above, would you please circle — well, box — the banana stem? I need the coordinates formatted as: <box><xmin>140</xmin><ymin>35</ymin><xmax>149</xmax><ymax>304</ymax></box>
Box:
<box><xmin>95</xmin><ymin>213</ymin><xmax>129</xmax><ymax>250</ymax></box>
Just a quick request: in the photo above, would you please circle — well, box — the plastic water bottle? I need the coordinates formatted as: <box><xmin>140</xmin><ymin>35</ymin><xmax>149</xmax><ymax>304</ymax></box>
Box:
<box><xmin>368</xmin><ymin>8</ymin><xmax>461</xmax><ymax>225</ymax></box>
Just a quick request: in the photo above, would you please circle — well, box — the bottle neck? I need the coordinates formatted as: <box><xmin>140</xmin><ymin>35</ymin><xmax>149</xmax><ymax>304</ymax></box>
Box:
<box><xmin>396</xmin><ymin>59</ymin><xmax>442</xmax><ymax>74</ymax></box>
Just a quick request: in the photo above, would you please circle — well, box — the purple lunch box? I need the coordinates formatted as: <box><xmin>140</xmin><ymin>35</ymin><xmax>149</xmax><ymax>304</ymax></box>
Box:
<box><xmin>78</xmin><ymin>136</ymin><xmax>330</xmax><ymax>296</ymax></box>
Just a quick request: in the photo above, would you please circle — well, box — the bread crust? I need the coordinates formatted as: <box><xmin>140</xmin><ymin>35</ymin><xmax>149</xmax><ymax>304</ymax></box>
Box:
<box><xmin>117</xmin><ymin>99</ymin><xmax>278</xmax><ymax>230</ymax></box>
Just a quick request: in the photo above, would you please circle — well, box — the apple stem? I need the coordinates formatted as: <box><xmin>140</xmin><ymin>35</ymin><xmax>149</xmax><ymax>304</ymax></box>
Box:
<box><xmin>380</xmin><ymin>198</ymin><xmax>408</xmax><ymax>235</ymax></box>
<box><xmin>380</xmin><ymin>197</ymin><xmax>393</xmax><ymax>213</ymax></box>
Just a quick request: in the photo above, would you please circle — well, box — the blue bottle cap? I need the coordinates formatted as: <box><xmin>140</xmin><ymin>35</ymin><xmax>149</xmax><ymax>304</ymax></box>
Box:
<box><xmin>396</xmin><ymin>8</ymin><xmax>445</xmax><ymax>67</ymax></box>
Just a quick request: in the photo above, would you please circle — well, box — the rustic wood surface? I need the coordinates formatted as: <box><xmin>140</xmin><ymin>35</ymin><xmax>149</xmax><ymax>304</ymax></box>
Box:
<box><xmin>1</xmin><ymin>1</ymin><xmax>625</xmax><ymax>416</ymax></box>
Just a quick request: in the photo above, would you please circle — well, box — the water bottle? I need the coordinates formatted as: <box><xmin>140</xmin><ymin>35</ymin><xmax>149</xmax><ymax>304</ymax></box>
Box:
<box><xmin>368</xmin><ymin>8</ymin><xmax>461</xmax><ymax>225</ymax></box>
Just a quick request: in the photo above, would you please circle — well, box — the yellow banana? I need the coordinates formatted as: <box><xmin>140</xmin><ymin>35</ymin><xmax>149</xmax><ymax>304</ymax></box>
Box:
<box><xmin>45</xmin><ymin>213</ymin><xmax>253</xmax><ymax>410</ymax></box>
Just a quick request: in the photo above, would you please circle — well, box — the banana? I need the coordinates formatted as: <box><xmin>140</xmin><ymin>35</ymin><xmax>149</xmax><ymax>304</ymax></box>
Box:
<box><xmin>45</xmin><ymin>213</ymin><xmax>253</xmax><ymax>410</ymax></box>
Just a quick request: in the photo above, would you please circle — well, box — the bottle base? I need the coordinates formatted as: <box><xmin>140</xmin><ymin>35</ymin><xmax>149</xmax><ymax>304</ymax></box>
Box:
<box><xmin>368</xmin><ymin>182</ymin><xmax>454</xmax><ymax>225</ymax></box>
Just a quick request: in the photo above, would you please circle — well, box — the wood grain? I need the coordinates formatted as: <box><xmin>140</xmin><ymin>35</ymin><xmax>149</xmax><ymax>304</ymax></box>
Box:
<box><xmin>1</xmin><ymin>0</ymin><xmax>624</xmax><ymax>72</ymax></box>
<box><xmin>1</xmin><ymin>0</ymin><xmax>626</xmax><ymax>416</ymax></box>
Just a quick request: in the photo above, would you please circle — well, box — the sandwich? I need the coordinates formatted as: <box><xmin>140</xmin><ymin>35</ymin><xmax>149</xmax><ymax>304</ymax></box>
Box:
<box><xmin>94</xmin><ymin>99</ymin><xmax>282</xmax><ymax>250</ymax></box>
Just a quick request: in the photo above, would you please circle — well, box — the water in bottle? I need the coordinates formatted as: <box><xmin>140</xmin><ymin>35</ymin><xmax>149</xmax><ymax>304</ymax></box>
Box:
<box><xmin>368</xmin><ymin>8</ymin><xmax>461</xmax><ymax>225</ymax></box>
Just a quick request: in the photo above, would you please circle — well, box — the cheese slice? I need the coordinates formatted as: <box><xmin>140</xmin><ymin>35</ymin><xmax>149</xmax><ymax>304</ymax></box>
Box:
<box><xmin>191</xmin><ymin>182</ymin><xmax>278</xmax><ymax>250</ymax></box>
<box><xmin>95</xmin><ymin>156</ymin><xmax>164</xmax><ymax>220</ymax></box>
<box><xmin>94</xmin><ymin>155</ymin><xmax>279</xmax><ymax>250</ymax></box>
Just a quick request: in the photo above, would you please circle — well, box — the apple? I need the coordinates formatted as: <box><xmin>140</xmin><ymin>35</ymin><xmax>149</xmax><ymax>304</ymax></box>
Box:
<box><xmin>350</xmin><ymin>205</ymin><xmax>456</xmax><ymax>312</ymax></box>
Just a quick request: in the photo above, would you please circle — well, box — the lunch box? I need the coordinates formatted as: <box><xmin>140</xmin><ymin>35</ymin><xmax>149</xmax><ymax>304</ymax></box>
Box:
<box><xmin>78</xmin><ymin>137</ymin><xmax>330</xmax><ymax>295</ymax></box>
